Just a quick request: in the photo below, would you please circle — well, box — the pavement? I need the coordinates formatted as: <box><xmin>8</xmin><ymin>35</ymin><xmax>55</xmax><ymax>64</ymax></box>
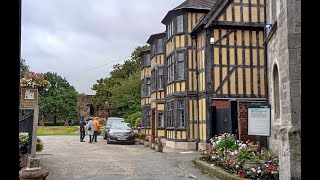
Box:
<box><xmin>37</xmin><ymin>135</ymin><xmax>220</xmax><ymax>180</ymax></box>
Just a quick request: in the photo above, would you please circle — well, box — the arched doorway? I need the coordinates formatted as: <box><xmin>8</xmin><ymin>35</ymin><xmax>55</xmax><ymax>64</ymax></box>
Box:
<box><xmin>89</xmin><ymin>105</ymin><xmax>94</xmax><ymax>116</ymax></box>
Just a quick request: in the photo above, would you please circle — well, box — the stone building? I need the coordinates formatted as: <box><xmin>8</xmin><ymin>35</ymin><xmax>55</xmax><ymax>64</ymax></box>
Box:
<box><xmin>76</xmin><ymin>94</ymin><xmax>111</xmax><ymax>120</ymax></box>
<box><xmin>265</xmin><ymin>0</ymin><xmax>301</xmax><ymax>179</ymax></box>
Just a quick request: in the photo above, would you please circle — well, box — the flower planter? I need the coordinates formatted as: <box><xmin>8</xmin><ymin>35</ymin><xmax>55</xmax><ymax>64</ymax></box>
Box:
<box><xmin>139</xmin><ymin>139</ymin><xmax>144</xmax><ymax>144</ymax></box>
<box><xmin>150</xmin><ymin>143</ymin><xmax>156</xmax><ymax>149</ymax></box>
<box><xmin>155</xmin><ymin>144</ymin><xmax>163</xmax><ymax>152</ymax></box>
<box><xmin>19</xmin><ymin>146</ymin><xmax>28</xmax><ymax>154</ymax></box>
<box><xmin>135</xmin><ymin>138</ymin><xmax>139</xmax><ymax>142</ymax></box>
<box><xmin>243</xmin><ymin>161</ymin><xmax>260</xmax><ymax>169</ymax></box>
<box><xmin>144</xmin><ymin>141</ymin><xmax>149</xmax><ymax>147</ymax></box>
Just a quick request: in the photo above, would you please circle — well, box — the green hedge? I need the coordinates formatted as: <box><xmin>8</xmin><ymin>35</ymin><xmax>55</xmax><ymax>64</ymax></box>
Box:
<box><xmin>43</xmin><ymin>122</ymin><xmax>65</xmax><ymax>126</ymax></box>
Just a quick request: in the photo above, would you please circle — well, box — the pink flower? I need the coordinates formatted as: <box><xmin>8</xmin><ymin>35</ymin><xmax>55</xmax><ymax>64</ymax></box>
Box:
<box><xmin>230</xmin><ymin>152</ymin><xmax>234</xmax><ymax>156</ymax></box>
<box><xmin>235</xmin><ymin>165</ymin><xmax>239</xmax><ymax>168</ymax></box>
<box><xmin>251</xmin><ymin>168</ymin><xmax>256</xmax><ymax>172</ymax></box>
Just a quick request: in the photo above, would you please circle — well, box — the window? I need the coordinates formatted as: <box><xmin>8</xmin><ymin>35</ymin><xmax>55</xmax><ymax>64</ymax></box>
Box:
<box><xmin>151</xmin><ymin>70</ymin><xmax>156</xmax><ymax>92</ymax></box>
<box><xmin>167</xmin><ymin>55</ymin><xmax>174</xmax><ymax>83</ymax></box>
<box><xmin>151</xmin><ymin>43</ymin><xmax>156</xmax><ymax>57</ymax></box>
<box><xmin>146</xmin><ymin>78</ymin><xmax>151</xmax><ymax>96</ymax></box>
<box><xmin>177</xmin><ymin>52</ymin><xmax>185</xmax><ymax>79</ymax></box>
<box><xmin>158</xmin><ymin>68</ymin><xmax>164</xmax><ymax>89</ymax></box>
<box><xmin>147</xmin><ymin>110</ymin><xmax>151</xmax><ymax>127</ymax></box>
<box><xmin>177</xmin><ymin>15</ymin><xmax>184</xmax><ymax>33</ymax></box>
<box><xmin>273</xmin><ymin>65</ymin><xmax>280</xmax><ymax>119</ymax></box>
<box><xmin>158</xmin><ymin>113</ymin><xmax>164</xmax><ymax>127</ymax></box>
<box><xmin>157</xmin><ymin>38</ymin><xmax>163</xmax><ymax>53</ymax></box>
<box><xmin>178</xmin><ymin>100</ymin><xmax>185</xmax><ymax>127</ymax></box>
<box><xmin>167</xmin><ymin>21</ymin><xmax>174</xmax><ymax>39</ymax></box>
<box><xmin>141</xmin><ymin>82</ymin><xmax>145</xmax><ymax>97</ymax></box>
<box><xmin>145</xmin><ymin>54</ymin><xmax>151</xmax><ymax>66</ymax></box>
<box><xmin>167</xmin><ymin>101</ymin><xmax>175</xmax><ymax>127</ymax></box>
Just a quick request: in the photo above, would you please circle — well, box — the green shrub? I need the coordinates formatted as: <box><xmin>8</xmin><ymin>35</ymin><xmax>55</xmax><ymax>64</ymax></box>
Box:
<box><xmin>73</xmin><ymin>121</ymin><xmax>80</xmax><ymax>126</ymax></box>
<box><xmin>44</xmin><ymin>122</ymin><xmax>65</xmax><ymax>126</ymax></box>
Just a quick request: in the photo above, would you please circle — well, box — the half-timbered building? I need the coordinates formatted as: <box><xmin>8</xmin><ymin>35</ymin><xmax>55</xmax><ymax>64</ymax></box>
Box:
<box><xmin>140</xmin><ymin>47</ymin><xmax>151</xmax><ymax>136</ymax></box>
<box><xmin>161</xmin><ymin>0</ymin><xmax>216</xmax><ymax>150</ymax></box>
<box><xmin>146</xmin><ymin>32</ymin><xmax>166</xmax><ymax>141</ymax></box>
<box><xmin>191</xmin><ymin>0</ymin><xmax>267</xmax><ymax>149</ymax></box>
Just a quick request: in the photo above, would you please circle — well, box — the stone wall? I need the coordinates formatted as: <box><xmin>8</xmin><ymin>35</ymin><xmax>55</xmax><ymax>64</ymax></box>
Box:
<box><xmin>266</xmin><ymin>0</ymin><xmax>301</xmax><ymax>179</ymax></box>
<box><xmin>76</xmin><ymin>95</ymin><xmax>111</xmax><ymax>121</ymax></box>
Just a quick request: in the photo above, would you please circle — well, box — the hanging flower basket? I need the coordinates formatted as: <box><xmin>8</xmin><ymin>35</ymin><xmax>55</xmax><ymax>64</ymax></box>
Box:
<box><xmin>20</xmin><ymin>72</ymin><xmax>51</xmax><ymax>91</ymax></box>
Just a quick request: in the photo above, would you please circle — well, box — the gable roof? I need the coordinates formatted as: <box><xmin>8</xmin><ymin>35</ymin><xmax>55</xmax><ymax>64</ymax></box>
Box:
<box><xmin>190</xmin><ymin>0</ymin><xmax>229</xmax><ymax>35</ymax></box>
<box><xmin>161</xmin><ymin>0</ymin><xmax>215</xmax><ymax>24</ymax></box>
<box><xmin>146</xmin><ymin>32</ymin><xmax>166</xmax><ymax>44</ymax></box>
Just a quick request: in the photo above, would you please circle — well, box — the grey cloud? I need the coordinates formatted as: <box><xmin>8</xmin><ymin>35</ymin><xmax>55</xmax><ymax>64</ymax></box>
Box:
<box><xmin>21</xmin><ymin>0</ymin><xmax>184</xmax><ymax>94</ymax></box>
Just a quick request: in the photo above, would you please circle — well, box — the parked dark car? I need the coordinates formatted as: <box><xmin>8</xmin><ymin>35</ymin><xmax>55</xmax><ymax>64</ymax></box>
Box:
<box><xmin>103</xmin><ymin>117</ymin><xmax>125</xmax><ymax>139</ymax></box>
<box><xmin>106</xmin><ymin>123</ymin><xmax>135</xmax><ymax>144</ymax></box>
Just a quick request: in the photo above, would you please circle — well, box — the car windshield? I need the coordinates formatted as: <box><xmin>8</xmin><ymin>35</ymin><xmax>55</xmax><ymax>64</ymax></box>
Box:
<box><xmin>107</xmin><ymin>119</ymin><xmax>124</xmax><ymax>125</ymax></box>
<box><xmin>111</xmin><ymin>123</ymin><xmax>130</xmax><ymax>130</ymax></box>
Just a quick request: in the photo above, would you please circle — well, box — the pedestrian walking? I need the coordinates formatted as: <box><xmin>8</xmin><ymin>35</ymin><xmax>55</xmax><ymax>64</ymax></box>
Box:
<box><xmin>87</xmin><ymin>118</ymin><xmax>94</xmax><ymax>143</ymax></box>
<box><xmin>93</xmin><ymin>117</ymin><xmax>100</xmax><ymax>142</ymax></box>
<box><xmin>79</xmin><ymin>116</ymin><xmax>86</xmax><ymax>142</ymax></box>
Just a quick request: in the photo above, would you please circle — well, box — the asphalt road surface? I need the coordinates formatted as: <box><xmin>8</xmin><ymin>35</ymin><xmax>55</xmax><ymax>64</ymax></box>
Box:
<box><xmin>37</xmin><ymin>135</ymin><xmax>219</xmax><ymax>180</ymax></box>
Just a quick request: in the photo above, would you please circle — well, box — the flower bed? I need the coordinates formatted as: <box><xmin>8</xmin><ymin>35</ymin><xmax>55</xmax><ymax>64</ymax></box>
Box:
<box><xmin>200</xmin><ymin>133</ymin><xmax>279</xmax><ymax>179</ymax></box>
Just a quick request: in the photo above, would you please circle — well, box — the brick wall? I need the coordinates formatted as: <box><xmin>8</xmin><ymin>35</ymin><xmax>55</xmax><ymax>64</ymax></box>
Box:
<box><xmin>212</xmin><ymin>99</ymin><xmax>229</xmax><ymax>109</ymax></box>
<box><xmin>238</xmin><ymin>101</ymin><xmax>267</xmax><ymax>148</ymax></box>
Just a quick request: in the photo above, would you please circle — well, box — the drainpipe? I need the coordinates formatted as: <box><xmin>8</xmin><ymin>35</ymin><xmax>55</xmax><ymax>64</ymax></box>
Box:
<box><xmin>264</xmin><ymin>0</ymin><xmax>269</xmax><ymax>103</ymax></box>
<box><xmin>263</xmin><ymin>0</ymin><xmax>270</xmax><ymax>149</ymax></box>
<box><xmin>195</xmin><ymin>36</ymin><xmax>200</xmax><ymax>150</ymax></box>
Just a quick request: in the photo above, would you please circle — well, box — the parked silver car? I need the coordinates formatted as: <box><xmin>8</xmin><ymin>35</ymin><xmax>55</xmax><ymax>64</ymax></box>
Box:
<box><xmin>106</xmin><ymin>123</ymin><xmax>135</xmax><ymax>144</ymax></box>
<box><xmin>103</xmin><ymin>117</ymin><xmax>125</xmax><ymax>139</ymax></box>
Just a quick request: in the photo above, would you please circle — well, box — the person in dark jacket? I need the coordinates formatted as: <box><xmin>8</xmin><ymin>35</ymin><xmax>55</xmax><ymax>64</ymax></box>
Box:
<box><xmin>79</xmin><ymin>116</ymin><xmax>86</xmax><ymax>142</ymax></box>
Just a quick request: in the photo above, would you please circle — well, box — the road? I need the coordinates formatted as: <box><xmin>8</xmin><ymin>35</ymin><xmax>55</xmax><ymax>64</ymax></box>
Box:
<box><xmin>37</xmin><ymin>135</ymin><xmax>219</xmax><ymax>180</ymax></box>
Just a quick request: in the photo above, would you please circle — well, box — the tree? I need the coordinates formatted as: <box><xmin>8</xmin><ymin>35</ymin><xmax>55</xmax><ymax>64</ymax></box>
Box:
<box><xmin>91</xmin><ymin>45</ymin><xmax>148</xmax><ymax>117</ymax></box>
<box><xmin>39</xmin><ymin>72</ymin><xmax>79</xmax><ymax>125</ymax></box>
<box><xmin>20</xmin><ymin>59</ymin><xmax>30</xmax><ymax>78</ymax></box>
<box><xmin>109</xmin><ymin>71</ymin><xmax>141</xmax><ymax>119</ymax></box>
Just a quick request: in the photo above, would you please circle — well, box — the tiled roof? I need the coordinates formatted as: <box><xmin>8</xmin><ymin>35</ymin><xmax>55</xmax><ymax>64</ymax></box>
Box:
<box><xmin>161</xmin><ymin>0</ymin><xmax>216</xmax><ymax>24</ymax></box>
<box><xmin>146</xmin><ymin>32</ymin><xmax>166</xmax><ymax>44</ymax></box>
<box><xmin>173</xmin><ymin>0</ymin><xmax>216</xmax><ymax>11</ymax></box>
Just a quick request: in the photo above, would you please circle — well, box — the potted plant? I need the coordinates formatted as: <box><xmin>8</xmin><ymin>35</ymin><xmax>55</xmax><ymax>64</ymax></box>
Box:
<box><xmin>134</xmin><ymin>132</ymin><xmax>139</xmax><ymax>142</ymax></box>
<box><xmin>139</xmin><ymin>134</ymin><xmax>146</xmax><ymax>144</ymax></box>
<box><xmin>36</xmin><ymin>138</ymin><xmax>44</xmax><ymax>152</ymax></box>
<box><xmin>150</xmin><ymin>139</ymin><xmax>156</xmax><ymax>149</ymax></box>
<box><xmin>143</xmin><ymin>137</ymin><xmax>149</xmax><ymax>147</ymax></box>
<box><xmin>155</xmin><ymin>137</ymin><xmax>163</xmax><ymax>152</ymax></box>
<box><xmin>19</xmin><ymin>132</ymin><xmax>29</xmax><ymax>154</ymax></box>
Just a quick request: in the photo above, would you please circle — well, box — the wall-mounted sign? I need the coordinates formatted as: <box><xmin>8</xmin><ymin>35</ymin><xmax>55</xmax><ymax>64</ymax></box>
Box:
<box><xmin>248</xmin><ymin>105</ymin><xmax>271</xmax><ymax>136</ymax></box>
<box><xmin>20</xmin><ymin>88</ymin><xmax>38</xmax><ymax>109</ymax></box>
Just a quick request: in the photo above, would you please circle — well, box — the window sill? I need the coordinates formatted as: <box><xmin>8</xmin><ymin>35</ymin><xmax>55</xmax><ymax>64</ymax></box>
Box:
<box><xmin>157</xmin><ymin>127</ymin><xmax>165</xmax><ymax>130</ymax></box>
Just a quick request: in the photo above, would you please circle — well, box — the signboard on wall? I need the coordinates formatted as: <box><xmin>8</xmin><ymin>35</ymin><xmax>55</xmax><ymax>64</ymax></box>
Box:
<box><xmin>20</xmin><ymin>88</ymin><xmax>38</xmax><ymax>109</ymax></box>
<box><xmin>248</xmin><ymin>105</ymin><xmax>271</xmax><ymax>136</ymax></box>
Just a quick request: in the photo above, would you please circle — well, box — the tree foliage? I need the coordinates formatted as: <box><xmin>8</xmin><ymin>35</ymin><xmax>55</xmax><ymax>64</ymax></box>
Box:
<box><xmin>20</xmin><ymin>59</ymin><xmax>30</xmax><ymax>78</ymax></box>
<box><xmin>92</xmin><ymin>45</ymin><xmax>148</xmax><ymax>120</ymax></box>
<box><xmin>39</xmin><ymin>72</ymin><xmax>79</xmax><ymax>124</ymax></box>
<box><xmin>109</xmin><ymin>71</ymin><xmax>141</xmax><ymax>118</ymax></box>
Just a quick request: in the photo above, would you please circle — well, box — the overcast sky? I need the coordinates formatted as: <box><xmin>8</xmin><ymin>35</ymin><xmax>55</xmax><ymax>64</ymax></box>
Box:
<box><xmin>21</xmin><ymin>0</ymin><xmax>184</xmax><ymax>95</ymax></box>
